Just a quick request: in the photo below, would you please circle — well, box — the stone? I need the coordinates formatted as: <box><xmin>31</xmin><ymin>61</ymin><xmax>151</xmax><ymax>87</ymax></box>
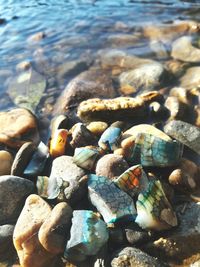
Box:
<box><xmin>47</xmin><ymin>156</ymin><xmax>86</xmax><ymax>204</ymax></box>
<box><xmin>0</xmin><ymin>151</ymin><xmax>13</xmax><ymax>176</ymax></box>
<box><xmin>38</xmin><ymin>202</ymin><xmax>73</xmax><ymax>254</ymax></box>
<box><xmin>8</xmin><ymin>69</ymin><xmax>46</xmax><ymax>113</ymax></box>
<box><xmin>64</xmin><ymin>210</ymin><xmax>109</xmax><ymax>262</ymax></box>
<box><xmin>0</xmin><ymin>176</ymin><xmax>34</xmax><ymax>224</ymax></box>
<box><xmin>88</xmin><ymin>174</ymin><xmax>136</xmax><ymax>223</ymax></box>
<box><xmin>11</xmin><ymin>142</ymin><xmax>36</xmax><ymax>176</ymax></box>
<box><xmin>171</xmin><ymin>36</ymin><xmax>200</xmax><ymax>62</ymax></box>
<box><xmin>16</xmin><ymin>61</ymin><xmax>31</xmax><ymax>72</ymax></box>
<box><xmin>180</xmin><ymin>67</ymin><xmax>200</xmax><ymax>90</ymax></box>
<box><xmin>0</xmin><ymin>108</ymin><xmax>39</xmax><ymax>148</ymax></box>
<box><xmin>107</xmin><ymin>33</ymin><xmax>141</xmax><ymax>48</ymax></box>
<box><xmin>77</xmin><ymin>97</ymin><xmax>148</xmax><ymax>123</ymax></box>
<box><xmin>86</xmin><ymin>121</ymin><xmax>108</xmax><ymax>136</ymax></box>
<box><xmin>27</xmin><ymin>31</ymin><xmax>46</xmax><ymax>42</ymax></box>
<box><xmin>144</xmin><ymin>202</ymin><xmax>200</xmax><ymax>263</ymax></box>
<box><xmin>149</xmin><ymin>40</ymin><xmax>169</xmax><ymax>59</ymax></box>
<box><xmin>165</xmin><ymin>60</ymin><xmax>189</xmax><ymax>78</ymax></box>
<box><xmin>54</xmin><ymin>69</ymin><xmax>116</xmax><ymax>114</ymax></box>
<box><xmin>95</xmin><ymin>154</ymin><xmax>129</xmax><ymax>179</ymax></box>
<box><xmin>164</xmin><ymin>120</ymin><xmax>200</xmax><ymax>155</ymax></box>
<box><xmin>111</xmin><ymin>247</ymin><xmax>165</xmax><ymax>267</ymax></box>
<box><xmin>13</xmin><ymin>194</ymin><xmax>54</xmax><ymax>267</ymax></box>
<box><xmin>0</xmin><ymin>224</ymin><xmax>15</xmax><ymax>256</ymax></box>
<box><xmin>169</xmin><ymin>87</ymin><xmax>192</xmax><ymax>105</ymax></box>
<box><xmin>124</xmin><ymin>223</ymin><xmax>153</xmax><ymax>245</ymax></box>
<box><xmin>118</xmin><ymin>62</ymin><xmax>166</xmax><ymax>95</ymax></box>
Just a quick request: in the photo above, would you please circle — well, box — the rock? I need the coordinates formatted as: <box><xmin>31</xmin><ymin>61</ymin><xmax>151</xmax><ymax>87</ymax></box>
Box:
<box><xmin>180</xmin><ymin>67</ymin><xmax>200</xmax><ymax>90</ymax></box>
<box><xmin>77</xmin><ymin>97</ymin><xmax>148</xmax><ymax>123</ymax></box>
<box><xmin>144</xmin><ymin>202</ymin><xmax>200</xmax><ymax>263</ymax></box>
<box><xmin>107</xmin><ymin>33</ymin><xmax>141</xmax><ymax>48</ymax></box>
<box><xmin>13</xmin><ymin>194</ymin><xmax>54</xmax><ymax>267</ymax></box>
<box><xmin>48</xmin><ymin>156</ymin><xmax>86</xmax><ymax>204</ymax></box>
<box><xmin>195</xmin><ymin>105</ymin><xmax>200</xmax><ymax>127</ymax></box>
<box><xmin>8</xmin><ymin>69</ymin><xmax>46</xmax><ymax>112</ymax></box>
<box><xmin>164</xmin><ymin>120</ymin><xmax>200</xmax><ymax>155</ymax></box>
<box><xmin>171</xmin><ymin>36</ymin><xmax>200</xmax><ymax>62</ymax></box>
<box><xmin>0</xmin><ymin>175</ymin><xmax>34</xmax><ymax>224</ymax></box>
<box><xmin>64</xmin><ymin>210</ymin><xmax>109</xmax><ymax>262</ymax></box>
<box><xmin>27</xmin><ymin>31</ymin><xmax>46</xmax><ymax>42</ymax></box>
<box><xmin>111</xmin><ymin>247</ymin><xmax>165</xmax><ymax>267</ymax></box>
<box><xmin>124</xmin><ymin>223</ymin><xmax>153</xmax><ymax>245</ymax></box>
<box><xmin>16</xmin><ymin>61</ymin><xmax>31</xmax><ymax>72</ymax></box>
<box><xmin>0</xmin><ymin>108</ymin><xmax>39</xmax><ymax>148</ymax></box>
<box><xmin>118</xmin><ymin>62</ymin><xmax>166</xmax><ymax>95</ymax></box>
<box><xmin>38</xmin><ymin>202</ymin><xmax>73</xmax><ymax>254</ymax></box>
<box><xmin>165</xmin><ymin>60</ymin><xmax>189</xmax><ymax>78</ymax></box>
<box><xmin>169</xmin><ymin>87</ymin><xmax>192</xmax><ymax>105</ymax></box>
<box><xmin>0</xmin><ymin>151</ymin><xmax>13</xmax><ymax>175</ymax></box>
<box><xmin>190</xmin><ymin>260</ymin><xmax>200</xmax><ymax>267</ymax></box>
<box><xmin>149</xmin><ymin>40</ymin><xmax>169</xmax><ymax>59</ymax></box>
<box><xmin>95</xmin><ymin>154</ymin><xmax>129</xmax><ymax>179</ymax></box>
<box><xmin>11</xmin><ymin>142</ymin><xmax>36</xmax><ymax>176</ymax></box>
<box><xmin>0</xmin><ymin>18</ymin><xmax>6</xmax><ymax>24</ymax></box>
<box><xmin>0</xmin><ymin>224</ymin><xmax>15</xmax><ymax>256</ymax></box>
<box><xmin>54</xmin><ymin>69</ymin><xmax>116</xmax><ymax>114</ymax></box>
<box><xmin>86</xmin><ymin>121</ymin><xmax>108</xmax><ymax>136</ymax></box>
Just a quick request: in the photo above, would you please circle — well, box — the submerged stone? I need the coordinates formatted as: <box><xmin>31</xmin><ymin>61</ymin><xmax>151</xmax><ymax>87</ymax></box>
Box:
<box><xmin>64</xmin><ymin>210</ymin><xmax>109</xmax><ymax>262</ymax></box>
<box><xmin>88</xmin><ymin>174</ymin><xmax>136</xmax><ymax>223</ymax></box>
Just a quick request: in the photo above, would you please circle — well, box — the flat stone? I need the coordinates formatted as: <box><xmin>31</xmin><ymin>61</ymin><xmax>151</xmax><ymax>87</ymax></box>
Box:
<box><xmin>144</xmin><ymin>202</ymin><xmax>200</xmax><ymax>263</ymax></box>
<box><xmin>111</xmin><ymin>247</ymin><xmax>165</xmax><ymax>267</ymax></box>
<box><xmin>48</xmin><ymin>156</ymin><xmax>86</xmax><ymax>204</ymax></box>
<box><xmin>54</xmin><ymin>69</ymin><xmax>116</xmax><ymax>114</ymax></box>
<box><xmin>0</xmin><ymin>224</ymin><xmax>15</xmax><ymax>256</ymax></box>
<box><xmin>171</xmin><ymin>36</ymin><xmax>200</xmax><ymax>62</ymax></box>
<box><xmin>38</xmin><ymin>202</ymin><xmax>73</xmax><ymax>254</ymax></box>
<box><xmin>164</xmin><ymin>120</ymin><xmax>200</xmax><ymax>155</ymax></box>
<box><xmin>180</xmin><ymin>67</ymin><xmax>200</xmax><ymax>90</ymax></box>
<box><xmin>0</xmin><ymin>175</ymin><xmax>34</xmax><ymax>224</ymax></box>
<box><xmin>95</xmin><ymin>154</ymin><xmax>129</xmax><ymax>179</ymax></box>
<box><xmin>11</xmin><ymin>142</ymin><xmax>36</xmax><ymax>176</ymax></box>
<box><xmin>0</xmin><ymin>151</ymin><xmax>13</xmax><ymax>176</ymax></box>
<box><xmin>13</xmin><ymin>194</ymin><xmax>54</xmax><ymax>267</ymax></box>
<box><xmin>0</xmin><ymin>108</ymin><xmax>39</xmax><ymax>148</ymax></box>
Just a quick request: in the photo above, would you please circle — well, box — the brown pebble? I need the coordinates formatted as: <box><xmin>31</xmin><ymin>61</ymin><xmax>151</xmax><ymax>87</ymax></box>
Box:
<box><xmin>0</xmin><ymin>151</ymin><xmax>13</xmax><ymax>175</ymax></box>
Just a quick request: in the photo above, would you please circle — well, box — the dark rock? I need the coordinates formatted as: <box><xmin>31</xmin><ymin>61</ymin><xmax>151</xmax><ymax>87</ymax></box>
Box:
<box><xmin>124</xmin><ymin>223</ymin><xmax>153</xmax><ymax>245</ymax></box>
<box><xmin>0</xmin><ymin>224</ymin><xmax>15</xmax><ymax>257</ymax></box>
<box><xmin>164</xmin><ymin>120</ymin><xmax>200</xmax><ymax>155</ymax></box>
<box><xmin>0</xmin><ymin>18</ymin><xmax>6</xmax><ymax>24</ymax></box>
<box><xmin>111</xmin><ymin>247</ymin><xmax>166</xmax><ymax>267</ymax></box>
<box><xmin>95</xmin><ymin>154</ymin><xmax>129</xmax><ymax>179</ymax></box>
<box><xmin>0</xmin><ymin>175</ymin><xmax>34</xmax><ymax>224</ymax></box>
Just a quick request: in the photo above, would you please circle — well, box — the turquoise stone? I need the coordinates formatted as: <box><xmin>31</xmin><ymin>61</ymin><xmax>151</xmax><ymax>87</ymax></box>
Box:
<box><xmin>98</xmin><ymin>126</ymin><xmax>122</xmax><ymax>152</ymax></box>
<box><xmin>88</xmin><ymin>174</ymin><xmax>136</xmax><ymax>223</ymax></box>
<box><xmin>129</xmin><ymin>133</ymin><xmax>183</xmax><ymax>167</ymax></box>
<box><xmin>64</xmin><ymin>210</ymin><xmax>109</xmax><ymax>262</ymax></box>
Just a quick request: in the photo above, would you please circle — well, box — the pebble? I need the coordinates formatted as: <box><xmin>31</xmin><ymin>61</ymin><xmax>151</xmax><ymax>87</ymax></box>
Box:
<box><xmin>13</xmin><ymin>194</ymin><xmax>54</xmax><ymax>267</ymax></box>
<box><xmin>16</xmin><ymin>61</ymin><xmax>31</xmax><ymax>72</ymax></box>
<box><xmin>38</xmin><ymin>202</ymin><xmax>72</xmax><ymax>254</ymax></box>
<box><xmin>27</xmin><ymin>31</ymin><xmax>46</xmax><ymax>42</ymax></box>
<box><xmin>0</xmin><ymin>175</ymin><xmax>34</xmax><ymax>224</ymax></box>
<box><xmin>95</xmin><ymin>154</ymin><xmax>129</xmax><ymax>179</ymax></box>
<box><xmin>107</xmin><ymin>33</ymin><xmax>141</xmax><ymax>48</ymax></box>
<box><xmin>0</xmin><ymin>224</ymin><xmax>15</xmax><ymax>257</ymax></box>
<box><xmin>86</xmin><ymin>121</ymin><xmax>108</xmax><ymax>136</ymax></box>
<box><xmin>180</xmin><ymin>67</ymin><xmax>200</xmax><ymax>90</ymax></box>
<box><xmin>0</xmin><ymin>108</ymin><xmax>39</xmax><ymax>148</ymax></box>
<box><xmin>11</xmin><ymin>142</ymin><xmax>36</xmax><ymax>176</ymax></box>
<box><xmin>48</xmin><ymin>156</ymin><xmax>86</xmax><ymax>204</ymax></box>
<box><xmin>164</xmin><ymin>120</ymin><xmax>200</xmax><ymax>155</ymax></box>
<box><xmin>0</xmin><ymin>151</ymin><xmax>13</xmax><ymax>176</ymax></box>
<box><xmin>169</xmin><ymin>87</ymin><xmax>192</xmax><ymax>105</ymax></box>
<box><xmin>111</xmin><ymin>247</ymin><xmax>165</xmax><ymax>267</ymax></box>
<box><xmin>171</xmin><ymin>36</ymin><xmax>200</xmax><ymax>62</ymax></box>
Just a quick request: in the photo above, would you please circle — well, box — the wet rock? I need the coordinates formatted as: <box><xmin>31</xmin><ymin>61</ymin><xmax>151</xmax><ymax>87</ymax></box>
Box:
<box><xmin>111</xmin><ymin>247</ymin><xmax>165</xmax><ymax>267</ymax></box>
<box><xmin>0</xmin><ymin>224</ymin><xmax>15</xmax><ymax>256</ymax></box>
<box><xmin>48</xmin><ymin>156</ymin><xmax>86</xmax><ymax>204</ymax></box>
<box><xmin>124</xmin><ymin>223</ymin><xmax>152</xmax><ymax>245</ymax></box>
<box><xmin>27</xmin><ymin>31</ymin><xmax>46</xmax><ymax>43</ymax></box>
<box><xmin>88</xmin><ymin>174</ymin><xmax>136</xmax><ymax>223</ymax></box>
<box><xmin>38</xmin><ymin>202</ymin><xmax>72</xmax><ymax>254</ymax></box>
<box><xmin>144</xmin><ymin>202</ymin><xmax>200</xmax><ymax>263</ymax></box>
<box><xmin>119</xmin><ymin>62</ymin><xmax>166</xmax><ymax>95</ymax></box>
<box><xmin>95</xmin><ymin>154</ymin><xmax>129</xmax><ymax>179</ymax></box>
<box><xmin>13</xmin><ymin>194</ymin><xmax>54</xmax><ymax>267</ymax></box>
<box><xmin>165</xmin><ymin>60</ymin><xmax>189</xmax><ymax>78</ymax></box>
<box><xmin>86</xmin><ymin>121</ymin><xmax>108</xmax><ymax>136</ymax></box>
<box><xmin>0</xmin><ymin>151</ymin><xmax>13</xmax><ymax>175</ymax></box>
<box><xmin>0</xmin><ymin>108</ymin><xmax>39</xmax><ymax>148</ymax></box>
<box><xmin>8</xmin><ymin>69</ymin><xmax>46</xmax><ymax>112</ymax></box>
<box><xmin>180</xmin><ymin>67</ymin><xmax>200</xmax><ymax>90</ymax></box>
<box><xmin>70</xmin><ymin>123</ymin><xmax>97</xmax><ymax>148</ymax></box>
<box><xmin>149</xmin><ymin>40</ymin><xmax>169</xmax><ymax>59</ymax></box>
<box><xmin>11</xmin><ymin>142</ymin><xmax>36</xmax><ymax>176</ymax></box>
<box><xmin>169</xmin><ymin>87</ymin><xmax>192</xmax><ymax>105</ymax></box>
<box><xmin>64</xmin><ymin>210</ymin><xmax>109</xmax><ymax>262</ymax></box>
<box><xmin>49</xmin><ymin>129</ymin><xmax>68</xmax><ymax>158</ymax></box>
<box><xmin>107</xmin><ymin>33</ymin><xmax>141</xmax><ymax>48</ymax></box>
<box><xmin>0</xmin><ymin>175</ymin><xmax>34</xmax><ymax>224</ymax></box>
<box><xmin>16</xmin><ymin>61</ymin><xmax>31</xmax><ymax>72</ymax></box>
<box><xmin>164</xmin><ymin>120</ymin><xmax>200</xmax><ymax>155</ymax></box>
<box><xmin>77</xmin><ymin>97</ymin><xmax>148</xmax><ymax>123</ymax></box>
<box><xmin>0</xmin><ymin>18</ymin><xmax>6</xmax><ymax>24</ymax></box>
<box><xmin>54</xmin><ymin>69</ymin><xmax>116</xmax><ymax>114</ymax></box>
<box><xmin>171</xmin><ymin>36</ymin><xmax>200</xmax><ymax>62</ymax></box>
<box><xmin>168</xmin><ymin>158</ymin><xmax>199</xmax><ymax>192</ymax></box>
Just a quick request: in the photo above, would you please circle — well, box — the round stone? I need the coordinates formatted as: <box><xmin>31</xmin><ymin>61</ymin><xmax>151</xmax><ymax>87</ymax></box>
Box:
<box><xmin>0</xmin><ymin>151</ymin><xmax>13</xmax><ymax>176</ymax></box>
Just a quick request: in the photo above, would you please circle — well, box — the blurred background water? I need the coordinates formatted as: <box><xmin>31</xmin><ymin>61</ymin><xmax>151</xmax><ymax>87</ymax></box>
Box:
<box><xmin>0</xmin><ymin>0</ymin><xmax>200</xmax><ymax>112</ymax></box>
